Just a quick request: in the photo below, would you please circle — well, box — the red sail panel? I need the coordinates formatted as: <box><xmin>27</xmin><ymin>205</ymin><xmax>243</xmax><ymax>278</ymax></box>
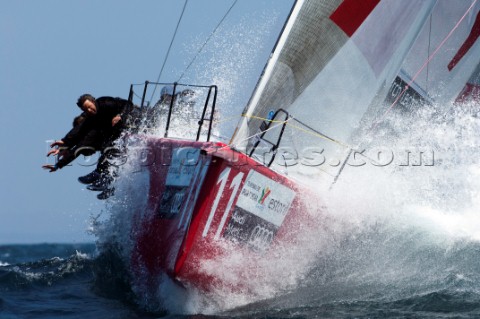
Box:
<box><xmin>455</xmin><ymin>83</ymin><xmax>480</xmax><ymax>104</ymax></box>
<box><xmin>330</xmin><ymin>0</ymin><xmax>380</xmax><ymax>37</ymax></box>
<box><xmin>448</xmin><ymin>10</ymin><xmax>480</xmax><ymax>71</ymax></box>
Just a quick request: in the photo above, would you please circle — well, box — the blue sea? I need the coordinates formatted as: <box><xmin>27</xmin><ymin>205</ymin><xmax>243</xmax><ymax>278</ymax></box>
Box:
<box><xmin>1</xmin><ymin>240</ymin><xmax>480</xmax><ymax>318</ymax></box>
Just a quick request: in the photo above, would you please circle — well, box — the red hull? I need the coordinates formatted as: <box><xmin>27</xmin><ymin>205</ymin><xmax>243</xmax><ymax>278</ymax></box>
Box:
<box><xmin>131</xmin><ymin>137</ymin><xmax>321</xmax><ymax>294</ymax></box>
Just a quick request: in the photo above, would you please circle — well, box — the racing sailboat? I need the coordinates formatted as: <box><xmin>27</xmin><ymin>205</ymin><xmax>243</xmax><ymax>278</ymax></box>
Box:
<box><xmin>110</xmin><ymin>0</ymin><xmax>480</xmax><ymax>303</ymax></box>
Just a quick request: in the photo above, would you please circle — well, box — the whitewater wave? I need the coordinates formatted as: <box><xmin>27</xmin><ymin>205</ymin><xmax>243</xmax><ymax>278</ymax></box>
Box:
<box><xmin>286</xmin><ymin>101</ymin><xmax>480</xmax><ymax>310</ymax></box>
<box><xmin>0</xmin><ymin>251</ymin><xmax>93</xmax><ymax>291</ymax></box>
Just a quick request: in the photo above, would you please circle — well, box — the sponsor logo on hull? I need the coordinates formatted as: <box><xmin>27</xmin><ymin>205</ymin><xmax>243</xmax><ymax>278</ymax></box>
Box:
<box><xmin>224</xmin><ymin>170</ymin><xmax>296</xmax><ymax>251</ymax></box>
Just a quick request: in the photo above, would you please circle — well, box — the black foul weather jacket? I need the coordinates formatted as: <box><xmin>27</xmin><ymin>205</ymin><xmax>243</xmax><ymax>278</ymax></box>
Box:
<box><xmin>56</xmin><ymin>97</ymin><xmax>133</xmax><ymax>169</ymax></box>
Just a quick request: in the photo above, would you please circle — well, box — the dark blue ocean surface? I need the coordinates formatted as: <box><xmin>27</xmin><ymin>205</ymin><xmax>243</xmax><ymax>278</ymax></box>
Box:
<box><xmin>1</xmin><ymin>242</ymin><xmax>480</xmax><ymax>318</ymax></box>
<box><xmin>0</xmin><ymin>244</ymin><xmax>154</xmax><ymax>319</ymax></box>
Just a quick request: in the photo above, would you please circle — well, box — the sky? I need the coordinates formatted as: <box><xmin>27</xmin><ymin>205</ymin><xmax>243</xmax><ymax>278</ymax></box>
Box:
<box><xmin>0</xmin><ymin>0</ymin><xmax>294</xmax><ymax>244</ymax></box>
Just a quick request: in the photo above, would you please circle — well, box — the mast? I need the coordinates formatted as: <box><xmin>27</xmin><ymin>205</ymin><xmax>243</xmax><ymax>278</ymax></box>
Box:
<box><xmin>231</xmin><ymin>0</ymin><xmax>303</xmax><ymax>145</ymax></box>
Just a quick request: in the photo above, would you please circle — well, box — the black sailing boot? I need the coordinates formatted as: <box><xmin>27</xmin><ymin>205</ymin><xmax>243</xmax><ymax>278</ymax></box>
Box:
<box><xmin>86</xmin><ymin>174</ymin><xmax>113</xmax><ymax>191</ymax></box>
<box><xmin>97</xmin><ymin>187</ymin><xmax>115</xmax><ymax>200</ymax></box>
<box><xmin>78</xmin><ymin>170</ymin><xmax>101</xmax><ymax>185</ymax></box>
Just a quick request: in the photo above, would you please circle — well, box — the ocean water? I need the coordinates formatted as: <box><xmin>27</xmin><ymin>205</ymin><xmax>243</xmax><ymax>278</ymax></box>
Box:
<box><xmin>1</xmin><ymin>240</ymin><xmax>480</xmax><ymax>318</ymax></box>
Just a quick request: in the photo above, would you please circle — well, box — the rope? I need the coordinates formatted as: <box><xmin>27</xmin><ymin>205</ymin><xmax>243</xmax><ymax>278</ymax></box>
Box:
<box><xmin>208</xmin><ymin>112</ymin><xmax>350</xmax><ymax>149</ymax></box>
<box><xmin>214</xmin><ymin>114</ymin><xmax>371</xmax><ymax>176</ymax></box>
<box><xmin>226</xmin><ymin>117</ymin><xmax>292</xmax><ymax>150</ymax></box>
<box><xmin>235</xmin><ymin>114</ymin><xmax>380</xmax><ymax>164</ymax></box>
<box><xmin>177</xmin><ymin>0</ymin><xmax>238</xmax><ymax>82</ymax></box>
<box><xmin>145</xmin><ymin>110</ymin><xmax>377</xmax><ymax>171</ymax></box>
<box><xmin>150</xmin><ymin>0</ymin><xmax>189</xmax><ymax>100</ymax></box>
<box><xmin>241</xmin><ymin>114</ymin><xmax>350</xmax><ymax>148</ymax></box>
<box><xmin>371</xmin><ymin>0</ymin><xmax>478</xmax><ymax>129</ymax></box>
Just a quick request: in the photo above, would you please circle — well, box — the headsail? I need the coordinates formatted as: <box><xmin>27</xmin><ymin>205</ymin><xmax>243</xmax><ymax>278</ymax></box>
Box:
<box><xmin>231</xmin><ymin>0</ymin><xmax>436</xmax><ymax>186</ymax></box>
<box><xmin>383</xmin><ymin>1</ymin><xmax>480</xmax><ymax>110</ymax></box>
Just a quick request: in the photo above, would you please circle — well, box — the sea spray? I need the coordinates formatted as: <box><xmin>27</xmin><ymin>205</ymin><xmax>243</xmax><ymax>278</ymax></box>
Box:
<box><xmin>284</xmin><ymin>101</ymin><xmax>480</xmax><ymax>310</ymax></box>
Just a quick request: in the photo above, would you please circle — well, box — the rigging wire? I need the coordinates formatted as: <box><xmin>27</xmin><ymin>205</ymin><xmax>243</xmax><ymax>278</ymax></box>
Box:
<box><xmin>426</xmin><ymin>13</ymin><xmax>432</xmax><ymax>94</ymax></box>
<box><xmin>177</xmin><ymin>0</ymin><xmax>238</xmax><ymax>82</ymax></box>
<box><xmin>150</xmin><ymin>0</ymin><xmax>189</xmax><ymax>101</ymax></box>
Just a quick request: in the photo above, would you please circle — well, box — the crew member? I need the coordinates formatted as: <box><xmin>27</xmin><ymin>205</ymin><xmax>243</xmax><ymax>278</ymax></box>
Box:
<box><xmin>43</xmin><ymin>94</ymin><xmax>135</xmax><ymax>199</ymax></box>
